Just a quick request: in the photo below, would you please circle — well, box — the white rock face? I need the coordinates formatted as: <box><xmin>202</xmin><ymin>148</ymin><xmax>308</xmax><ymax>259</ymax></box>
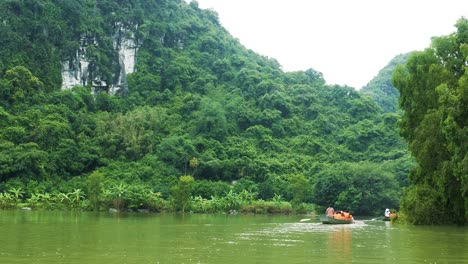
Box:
<box><xmin>61</xmin><ymin>60</ymin><xmax>81</xmax><ymax>89</ymax></box>
<box><xmin>61</xmin><ymin>23</ymin><xmax>139</xmax><ymax>94</ymax></box>
<box><xmin>109</xmin><ymin>23</ymin><xmax>139</xmax><ymax>94</ymax></box>
<box><xmin>118</xmin><ymin>34</ymin><xmax>137</xmax><ymax>75</ymax></box>
<box><xmin>61</xmin><ymin>51</ymin><xmax>90</xmax><ymax>89</ymax></box>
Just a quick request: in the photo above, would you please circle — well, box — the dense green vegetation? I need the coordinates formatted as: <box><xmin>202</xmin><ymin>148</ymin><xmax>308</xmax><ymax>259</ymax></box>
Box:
<box><xmin>361</xmin><ymin>53</ymin><xmax>411</xmax><ymax>113</ymax></box>
<box><xmin>0</xmin><ymin>0</ymin><xmax>412</xmax><ymax>215</ymax></box>
<box><xmin>393</xmin><ymin>18</ymin><xmax>468</xmax><ymax>225</ymax></box>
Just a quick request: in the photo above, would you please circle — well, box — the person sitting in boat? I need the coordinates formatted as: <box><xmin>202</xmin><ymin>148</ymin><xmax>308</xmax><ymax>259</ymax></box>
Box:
<box><xmin>343</xmin><ymin>210</ymin><xmax>353</xmax><ymax>220</ymax></box>
<box><xmin>325</xmin><ymin>205</ymin><xmax>335</xmax><ymax>217</ymax></box>
<box><xmin>385</xmin><ymin>208</ymin><xmax>391</xmax><ymax>217</ymax></box>
<box><xmin>333</xmin><ymin>211</ymin><xmax>345</xmax><ymax>220</ymax></box>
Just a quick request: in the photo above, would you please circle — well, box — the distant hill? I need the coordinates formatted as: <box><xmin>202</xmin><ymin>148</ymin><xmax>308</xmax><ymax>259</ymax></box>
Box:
<box><xmin>360</xmin><ymin>53</ymin><xmax>411</xmax><ymax>113</ymax></box>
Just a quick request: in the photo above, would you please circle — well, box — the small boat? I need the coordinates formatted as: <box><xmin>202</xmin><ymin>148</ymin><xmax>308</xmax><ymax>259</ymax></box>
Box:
<box><xmin>320</xmin><ymin>215</ymin><xmax>354</xmax><ymax>224</ymax></box>
<box><xmin>382</xmin><ymin>213</ymin><xmax>397</xmax><ymax>221</ymax></box>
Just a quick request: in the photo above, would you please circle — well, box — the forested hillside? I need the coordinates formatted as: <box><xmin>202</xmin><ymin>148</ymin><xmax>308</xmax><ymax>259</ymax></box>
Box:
<box><xmin>0</xmin><ymin>0</ymin><xmax>412</xmax><ymax>215</ymax></box>
<box><xmin>361</xmin><ymin>53</ymin><xmax>411</xmax><ymax>113</ymax></box>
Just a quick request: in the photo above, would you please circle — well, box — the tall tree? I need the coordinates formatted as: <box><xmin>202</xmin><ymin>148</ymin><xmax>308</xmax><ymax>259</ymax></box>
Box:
<box><xmin>392</xmin><ymin>18</ymin><xmax>468</xmax><ymax>225</ymax></box>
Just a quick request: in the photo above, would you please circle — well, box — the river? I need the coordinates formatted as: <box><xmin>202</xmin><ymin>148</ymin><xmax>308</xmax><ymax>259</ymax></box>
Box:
<box><xmin>0</xmin><ymin>211</ymin><xmax>466</xmax><ymax>263</ymax></box>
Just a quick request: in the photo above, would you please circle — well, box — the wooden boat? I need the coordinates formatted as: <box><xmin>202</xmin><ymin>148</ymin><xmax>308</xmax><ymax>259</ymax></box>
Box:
<box><xmin>320</xmin><ymin>215</ymin><xmax>354</xmax><ymax>224</ymax></box>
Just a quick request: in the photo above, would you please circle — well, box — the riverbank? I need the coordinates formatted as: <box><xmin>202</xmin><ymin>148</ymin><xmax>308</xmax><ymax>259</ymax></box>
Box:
<box><xmin>0</xmin><ymin>189</ymin><xmax>315</xmax><ymax>215</ymax></box>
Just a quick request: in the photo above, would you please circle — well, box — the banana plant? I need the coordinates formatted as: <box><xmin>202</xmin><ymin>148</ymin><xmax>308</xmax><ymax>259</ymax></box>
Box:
<box><xmin>113</xmin><ymin>183</ymin><xmax>128</xmax><ymax>199</ymax></box>
<box><xmin>38</xmin><ymin>193</ymin><xmax>54</xmax><ymax>209</ymax></box>
<box><xmin>148</xmin><ymin>191</ymin><xmax>165</xmax><ymax>211</ymax></box>
<box><xmin>209</xmin><ymin>195</ymin><xmax>222</xmax><ymax>212</ymax></box>
<box><xmin>222</xmin><ymin>190</ymin><xmax>241</xmax><ymax>211</ymax></box>
<box><xmin>110</xmin><ymin>183</ymin><xmax>128</xmax><ymax>210</ymax></box>
<box><xmin>0</xmin><ymin>192</ymin><xmax>14</xmax><ymax>209</ymax></box>
<box><xmin>191</xmin><ymin>195</ymin><xmax>208</xmax><ymax>213</ymax></box>
<box><xmin>272</xmin><ymin>193</ymin><xmax>283</xmax><ymax>203</ymax></box>
<box><xmin>239</xmin><ymin>189</ymin><xmax>257</xmax><ymax>203</ymax></box>
<box><xmin>9</xmin><ymin>187</ymin><xmax>23</xmax><ymax>206</ymax></box>
<box><xmin>27</xmin><ymin>193</ymin><xmax>40</xmax><ymax>209</ymax></box>
<box><xmin>69</xmin><ymin>189</ymin><xmax>85</xmax><ymax>208</ymax></box>
<box><xmin>103</xmin><ymin>189</ymin><xmax>113</xmax><ymax>207</ymax></box>
<box><xmin>57</xmin><ymin>192</ymin><xmax>71</xmax><ymax>208</ymax></box>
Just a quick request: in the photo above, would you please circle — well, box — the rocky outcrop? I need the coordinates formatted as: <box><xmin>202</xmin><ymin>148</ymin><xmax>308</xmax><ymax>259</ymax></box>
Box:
<box><xmin>61</xmin><ymin>23</ymin><xmax>139</xmax><ymax>94</ymax></box>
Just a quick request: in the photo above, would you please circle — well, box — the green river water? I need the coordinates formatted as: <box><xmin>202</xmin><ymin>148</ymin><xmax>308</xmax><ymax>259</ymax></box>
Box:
<box><xmin>0</xmin><ymin>210</ymin><xmax>467</xmax><ymax>263</ymax></box>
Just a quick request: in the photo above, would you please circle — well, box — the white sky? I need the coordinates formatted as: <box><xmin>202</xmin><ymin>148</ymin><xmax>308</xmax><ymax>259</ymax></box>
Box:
<box><xmin>188</xmin><ymin>0</ymin><xmax>468</xmax><ymax>89</ymax></box>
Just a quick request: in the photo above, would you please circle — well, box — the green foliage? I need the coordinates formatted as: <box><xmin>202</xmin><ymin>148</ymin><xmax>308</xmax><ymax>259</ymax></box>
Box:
<box><xmin>393</xmin><ymin>18</ymin><xmax>468</xmax><ymax>224</ymax></box>
<box><xmin>312</xmin><ymin>162</ymin><xmax>400</xmax><ymax>215</ymax></box>
<box><xmin>191</xmin><ymin>97</ymin><xmax>228</xmax><ymax>139</ymax></box>
<box><xmin>86</xmin><ymin>171</ymin><xmax>105</xmax><ymax>211</ymax></box>
<box><xmin>172</xmin><ymin>175</ymin><xmax>194</xmax><ymax>212</ymax></box>
<box><xmin>192</xmin><ymin>180</ymin><xmax>230</xmax><ymax>199</ymax></box>
<box><xmin>104</xmin><ymin>182</ymin><xmax>128</xmax><ymax>210</ymax></box>
<box><xmin>69</xmin><ymin>188</ymin><xmax>85</xmax><ymax>208</ymax></box>
<box><xmin>399</xmin><ymin>184</ymin><xmax>447</xmax><ymax>225</ymax></box>
<box><xmin>0</xmin><ymin>0</ymin><xmax>415</xmax><ymax>217</ymax></box>
<box><xmin>289</xmin><ymin>174</ymin><xmax>311</xmax><ymax>205</ymax></box>
<box><xmin>0</xmin><ymin>142</ymin><xmax>47</xmax><ymax>182</ymax></box>
<box><xmin>0</xmin><ymin>66</ymin><xmax>44</xmax><ymax>106</ymax></box>
<box><xmin>361</xmin><ymin>53</ymin><xmax>411</xmax><ymax>113</ymax></box>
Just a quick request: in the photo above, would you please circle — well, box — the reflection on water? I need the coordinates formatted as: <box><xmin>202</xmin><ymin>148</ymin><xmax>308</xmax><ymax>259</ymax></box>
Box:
<box><xmin>235</xmin><ymin>220</ymin><xmax>368</xmax><ymax>263</ymax></box>
<box><xmin>327</xmin><ymin>225</ymin><xmax>351</xmax><ymax>263</ymax></box>
<box><xmin>0</xmin><ymin>211</ymin><xmax>467</xmax><ymax>264</ymax></box>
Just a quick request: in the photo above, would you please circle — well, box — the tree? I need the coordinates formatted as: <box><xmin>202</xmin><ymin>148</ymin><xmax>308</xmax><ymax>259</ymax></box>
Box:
<box><xmin>312</xmin><ymin>162</ymin><xmax>399</xmax><ymax>215</ymax></box>
<box><xmin>0</xmin><ymin>0</ymin><xmax>413</xmax><ymax>214</ymax></box>
<box><xmin>172</xmin><ymin>175</ymin><xmax>194</xmax><ymax>212</ymax></box>
<box><xmin>191</xmin><ymin>97</ymin><xmax>228</xmax><ymax>139</ymax></box>
<box><xmin>87</xmin><ymin>171</ymin><xmax>105</xmax><ymax>211</ymax></box>
<box><xmin>288</xmin><ymin>173</ymin><xmax>311</xmax><ymax>205</ymax></box>
<box><xmin>0</xmin><ymin>142</ymin><xmax>47</xmax><ymax>182</ymax></box>
<box><xmin>392</xmin><ymin>18</ymin><xmax>468</xmax><ymax>224</ymax></box>
<box><xmin>0</xmin><ymin>66</ymin><xmax>43</xmax><ymax>105</ymax></box>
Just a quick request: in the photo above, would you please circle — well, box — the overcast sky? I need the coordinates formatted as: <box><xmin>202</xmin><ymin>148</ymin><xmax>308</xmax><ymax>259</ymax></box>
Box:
<box><xmin>188</xmin><ymin>0</ymin><xmax>468</xmax><ymax>89</ymax></box>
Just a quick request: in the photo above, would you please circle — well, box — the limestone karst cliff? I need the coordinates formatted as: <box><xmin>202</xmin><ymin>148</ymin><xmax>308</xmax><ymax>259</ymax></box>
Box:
<box><xmin>61</xmin><ymin>23</ymin><xmax>139</xmax><ymax>94</ymax></box>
